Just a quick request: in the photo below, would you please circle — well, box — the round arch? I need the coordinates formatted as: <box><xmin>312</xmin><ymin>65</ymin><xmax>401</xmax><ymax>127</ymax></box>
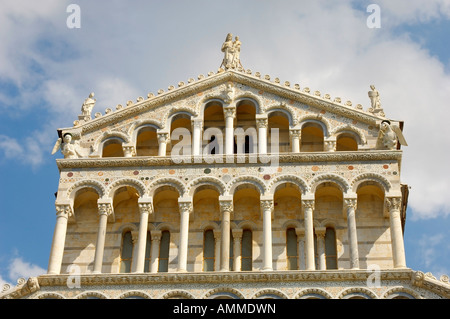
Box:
<box><xmin>118</xmin><ymin>290</ymin><xmax>151</xmax><ymax>299</ymax></box>
<box><xmin>251</xmin><ymin>288</ymin><xmax>288</xmax><ymax>299</ymax></box>
<box><xmin>298</xmin><ymin>115</ymin><xmax>331</xmax><ymax>137</ymax></box>
<box><xmin>107</xmin><ymin>178</ymin><xmax>147</xmax><ymax>198</ymax></box>
<box><xmin>202</xmin><ymin>287</ymin><xmax>245</xmax><ymax>299</ymax></box>
<box><xmin>268</xmin><ymin>174</ymin><xmax>308</xmax><ymax>195</ymax></box>
<box><xmin>148</xmin><ymin>177</ymin><xmax>186</xmax><ymax>197</ymax></box>
<box><xmin>67</xmin><ymin>180</ymin><xmax>106</xmax><ymax>201</ymax></box>
<box><xmin>337</xmin><ymin>287</ymin><xmax>378</xmax><ymax>299</ymax></box>
<box><xmin>161</xmin><ymin>290</ymin><xmax>196</xmax><ymax>299</ymax></box>
<box><xmin>351</xmin><ymin>173</ymin><xmax>391</xmax><ymax>194</ymax></box>
<box><xmin>187</xmin><ymin>176</ymin><xmax>227</xmax><ymax>197</ymax></box>
<box><xmin>227</xmin><ymin>175</ymin><xmax>267</xmax><ymax>196</ymax></box>
<box><xmin>310</xmin><ymin>173</ymin><xmax>350</xmax><ymax>194</ymax></box>
<box><xmin>75</xmin><ymin>291</ymin><xmax>108</xmax><ymax>299</ymax></box>
<box><xmin>294</xmin><ymin>288</ymin><xmax>333</xmax><ymax>299</ymax></box>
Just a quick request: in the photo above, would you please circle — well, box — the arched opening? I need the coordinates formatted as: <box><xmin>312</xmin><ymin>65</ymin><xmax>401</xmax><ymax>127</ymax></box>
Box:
<box><xmin>241</xmin><ymin>229</ymin><xmax>253</xmax><ymax>271</ymax></box>
<box><xmin>102</xmin><ymin>138</ymin><xmax>124</xmax><ymax>157</ymax></box>
<box><xmin>286</xmin><ymin>228</ymin><xmax>298</xmax><ymax>270</ymax></box>
<box><xmin>119</xmin><ymin>231</ymin><xmax>134</xmax><ymax>273</ymax></box>
<box><xmin>168</xmin><ymin>113</ymin><xmax>192</xmax><ymax>156</ymax></box>
<box><xmin>273</xmin><ymin>182</ymin><xmax>302</xmax><ymax>220</ymax></box>
<box><xmin>336</xmin><ymin>133</ymin><xmax>358</xmax><ymax>151</ymax></box>
<box><xmin>325</xmin><ymin>227</ymin><xmax>338</xmax><ymax>269</ymax></box>
<box><xmin>136</xmin><ymin>126</ymin><xmax>159</xmax><ymax>156</ymax></box>
<box><xmin>356</xmin><ymin>182</ymin><xmax>385</xmax><ymax>218</ymax></box>
<box><xmin>203</xmin><ymin>101</ymin><xmax>225</xmax><ymax>154</ymax></box>
<box><xmin>203</xmin><ymin>229</ymin><xmax>215</xmax><ymax>271</ymax></box>
<box><xmin>268</xmin><ymin>111</ymin><xmax>290</xmax><ymax>153</ymax></box>
<box><xmin>235</xmin><ymin>100</ymin><xmax>257</xmax><ymax>154</ymax></box>
<box><xmin>158</xmin><ymin>230</ymin><xmax>170</xmax><ymax>272</ymax></box>
<box><xmin>300</xmin><ymin>122</ymin><xmax>324</xmax><ymax>152</ymax></box>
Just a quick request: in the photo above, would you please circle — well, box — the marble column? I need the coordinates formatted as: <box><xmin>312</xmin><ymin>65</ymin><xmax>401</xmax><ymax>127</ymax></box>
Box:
<box><xmin>47</xmin><ymin>204</ymin><xmax>72</xmax><ymax>275</ymax></box>
<box><xmin>157</xmin><ymin>132</ymin><xmax>169</xmax><ymax>156</ymax></box>
<box><xmin>290</xmin><ymin>129</ymin><xmax>301</xmax><ymax>153</ymax></box>
<box><xmin>316</xmin><ymin>227</ymin><xmax>326</xmax><ymax>270</ymax></box>
<box><xmin>302</xmin><ymin>198</ymin><xmax>315</xmax><ymax>270</ymax></box>
<box><xmin>344</xmin><ymin>198</ymin><xmax>360</xmax><ymax>269</ymax></box>
<box><xmin>213</xmin><ymin>230</ymin><xmax>221</xmax><ymax>271</ymax></box>
<box><xmin>219</xmin><ymin>198</ymin><xmax>233</xmax><ymax>271</ymax></box>
<box><xmin>256</xmin><ymin>116</ymin><xmax>268</xmax><ymax>155</ymax></box>
<box><xmin>295</xmin><ymin>228</ymin><xmax>305</xmax><ymax>270</ymax></box>
<box><xmin>149</xmin><ymin>230</ymin><xmax>162</xmax><ymax>273</ymax></box>
<box><xmin>232</xmin><ymin>229</ymin><xmax>243</xmax><ymax>271</ymax></box>
<box><xmin>386</xmin><ymin>197</ymin><xmax>407</xmax><ymax>268</ymax></box>
<box><xmin>93</xmin><ymin>202</ymin><xmax>112</xmax><ymax>274</ymax></box>
<box><xmin>177</xmin><ymin>200</ymin><xmax>192</xmax><ymax>272</ymax></box>
<box><xmin>260</xmin><ymin>198</ymin><xmax>274</xmax><ymax>271</ymax></box>
<box><xmin>223</xmin><ymin>106</ymin><xmax>236</xmax><ymax>155</ymax></box>
<box><xmin>132</xmin><ymin>201</ymin><xmax>152</xmax><ymax>273</ymax></box>
<box><xmin>191</xmin><ymin>118</ymin><xmax>203</xmax><ymax>157</ymax></box>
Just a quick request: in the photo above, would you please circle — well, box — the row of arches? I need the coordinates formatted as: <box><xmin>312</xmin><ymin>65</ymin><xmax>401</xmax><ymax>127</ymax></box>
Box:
<box><xmin>65</xmin><ymin>172</ymin><xmax>392</xmax><ymax>201</ymax></box>
<box><xmin>35</xmin><ymin>286</ymin><xmax>420</xmax><ymax>299</ymax></box>
<box><xmin>95</xmin><ymin>98</ymin><xmax>366</xmax><ymax>158</ymax></box>
<box><xmin>63</xmin><ymin>172</ymin><xmax>392</xmax><ymax>274</ymax></box>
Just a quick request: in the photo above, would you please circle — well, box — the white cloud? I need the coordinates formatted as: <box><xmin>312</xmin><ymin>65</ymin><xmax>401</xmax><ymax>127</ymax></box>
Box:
<box><xmin>7</xmin><ymin>257</ymin><xmax>46</xmax><ymax>282</ymax></box>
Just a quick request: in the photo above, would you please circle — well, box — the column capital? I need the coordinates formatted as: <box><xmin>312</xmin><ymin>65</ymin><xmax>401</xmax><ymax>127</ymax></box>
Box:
<box><xmin>191</xmin><ymin>118</ymin><xmax>203</xmax><ymax>129</ymax></box>
<box><xmin>256</xmin><ymin>117</ymin><xmax>268</xmax><ymax>129</ymax></box>
<box><xmin>295</xmin><ymin>227</ymin><xmax>305</xmax><ymax>238</ymax></box>
<box><xmin>138</xmin><ymin>202</ymin><xmax>153</xmax><ymax>214</ymax></box>
<box><xmin>123</xmin><ymin>144</ymin><xmax>136</xmax><ymax>157</ymax></box>
<box><xmin>219</xmin><ymin>199</ymin><xmax>233</xmax><ymax>213</ymax></box>
<box><xmin>223</xmin><ymin>106</ymin><xmax>236</xmax><ymax>118</ymax></box>
<box><xmin>151</xmin><ymin>230</ymin><xmax>162</xmax><ymax>241</ymax></box>
<box><xmin>157</xmin><ymin>131</ymin><xmax>170</xmax><ymax>144</ymax></box>
<box><xmin>55</xmin><ymin>204</ymin><xmax>74</xmax><ymax>223</ymax></box>
<box><xmin>301</xmin><ymin>199</ymin><xmax>315</xmax><ymax>210</ymax></box>
<box><xmin>232</xmin><ymin>228</ymin><xmax>243</xmax><ymax>239</ymax></box>
<box><xmin>213</xmin><ymin>229</ymin><xmax>222</xmax><ymax>239</ymax></box>
<box><xmin>260</xmin><ymin>198</ymin><xmax>274</xmax><ymax>211</ymax></box>
<box><xmin>385</xmin><ymin>197</ymin><xmax>402</xmax><ymax>211</ymax></box>
<box><xmin>178</xmin><ymin>199</ymin><xmax>193</xmax><ymax>214</ymax></box>
<box><xmin>315</xmin><ymin>227</ymin><xmax>326</xmax><ymax>238</ymax></box>
<box><xmin>344</xmin><ymin>198</ymin><xmax>358</xmax><ymax>210</ymax></box>
<box><xmin>289</xmin><ymin>128</ymin><xmax>301</xmax><ymax>139</ymax></box>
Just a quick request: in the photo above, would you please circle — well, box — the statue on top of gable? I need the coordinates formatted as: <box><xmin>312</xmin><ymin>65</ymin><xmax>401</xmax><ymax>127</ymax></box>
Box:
<box><xmin>80</xmin><ymin>92</ymin><xmax>96</xmax><ymax>120</ymax></box>
<box><xmin>221</xmin><ymin>33</ymin><xmax>243</xmax><ymax>70</ymax></box>
<box><xmin>368</xmin><ymin>85</ymin><xmax>385</xmax><ymax>116</ymax></box>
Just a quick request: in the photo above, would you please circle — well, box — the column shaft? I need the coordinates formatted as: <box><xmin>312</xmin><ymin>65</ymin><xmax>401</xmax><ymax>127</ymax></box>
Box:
<box><xmin>93</xmin><ymin>204</ymin><xmax>111</xmax><ymax>274</ymax></box>
<box><xmin>133</xmin><ymin>202</ymin><xmax>151</xmax><ymax>273</ymax></box>
<box><xmin>387</xmin><ymin>197</ymin><xmax>407</xmax><ymax>268</ymax></box>
<box><xmin>345</xmin><ymin>199</ymin><xmax>360</xmax><ymax>269</ymax></box>
<box><xmin>220</xmin><ymin>201</ymin><xmax>232</xmax><ymax>271</ymax></box>
<box><xmin>47</xmin><ymin>205</ymin><xmax>71</xmax><ymax>275</ymax></box>
<box><xmin>150</xmin><ymin>231</ymin><xmax>162</xmax><ymax>273</ymax></box>
<box><xmin>177</xmin><ymin>201</ymin><xmax>192</xmax><ymax>272</ymax></box>
<box><xmin>261</xmin><ymin>200</ymin><xmax>273</xmax><ymax>271</ymax></box>
<box><xmin>302</xmin><ymin>199</ymin><xmax>315</xmax><ymax>270</ymax></box>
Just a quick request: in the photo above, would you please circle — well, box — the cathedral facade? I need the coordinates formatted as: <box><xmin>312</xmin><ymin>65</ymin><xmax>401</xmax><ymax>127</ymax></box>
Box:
<box><xmin>2</xmin><ymin>35</ymin><xmax>449</xmax><ymax>300</ymax></box>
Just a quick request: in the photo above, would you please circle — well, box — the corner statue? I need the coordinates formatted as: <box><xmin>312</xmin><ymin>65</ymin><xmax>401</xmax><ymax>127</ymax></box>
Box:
<box><xmin>220</xmin><ymin>33</ymin><xmax>243</xmax><ymax>70</ymax></box>
<box><xmin>376</xmin><ymin>120</ymin><xmax>408</xmax><ymax>150</ymax></box>
<box><xmin>51</xmin><ymin>133</ymin><xmax>83</xmax><ymax>159</ymax></box>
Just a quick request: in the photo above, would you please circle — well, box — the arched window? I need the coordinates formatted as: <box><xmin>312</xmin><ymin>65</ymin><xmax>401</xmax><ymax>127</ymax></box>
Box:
<box><xmin>336</xmin><ymin>133</ymin><xmax>358</xmax><ymax>151</ymax></box>
<box><xmin>286</xmin><ymin>228</ymin><xmax>298</xmax><ymax>270</ymax></box>
<box><xmin>325</xmin><ymin>227</ymin><xmax>338</xmax><ymax>269</ymax></box>
<box><xmin>120</xmin><ymin>231</ymin><xmax>133</xmax><ymax>273</ymax></box>
<box><xmin>300</xmin><ymin>122</ymin><xmax>324</xmax><ymax>152</ymax></box>
<box><xmin>203</xmin><ymin>229</ymin><xmax>215</xmax><ymax>271</ymax></box>
<box><xmin>144</xmin><ymin>231</ymin><xmax>151</xmax><ymax>272</ymax></box>
<box><xmin>158</xmin><ymin>230</ymin><xmax>170</xmax><ymax>272</ymax></box>
<box><xmin>102</xmin><ymin>139</ymin><xmax>124</xmax><ymax>157</ymax></box>
<box><xmin>241</xmin><ymin>229</ymin><xmax>252</xmax><ymax>271</ymax></box>
<box><xmin>136</xmin><ymin>127</ymin><xmax>158</xmax><ymax>156</ymax></box>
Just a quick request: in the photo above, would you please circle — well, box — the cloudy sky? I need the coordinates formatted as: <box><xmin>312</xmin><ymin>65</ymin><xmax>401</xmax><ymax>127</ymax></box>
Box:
<box><xmin>1</xmin><ymin>0</ymin><xmax>450</xmax><ymax>288</ymax></box>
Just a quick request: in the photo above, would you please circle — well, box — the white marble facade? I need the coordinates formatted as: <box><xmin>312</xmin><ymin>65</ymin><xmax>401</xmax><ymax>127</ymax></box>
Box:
<box><xmin>2</xmin><ymin>35</ymin><xmax>449</xmax><ymax>299</ymax></box>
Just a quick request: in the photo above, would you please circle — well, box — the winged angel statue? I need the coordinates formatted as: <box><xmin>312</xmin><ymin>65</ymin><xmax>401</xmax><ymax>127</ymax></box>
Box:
<box><xmin>51</xmin><ymin>133</ymin><xmax>83</xmax><ymax>159</ymax></box>
<box><xmin>376</xmin><ymin>120</ymin><xmax>408</xmax><ymax>150</ymax></box>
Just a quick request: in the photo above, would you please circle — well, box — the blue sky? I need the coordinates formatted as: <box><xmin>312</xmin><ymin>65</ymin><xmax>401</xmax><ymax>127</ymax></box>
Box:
<box><xmin>1</xmin><ymin>1</ymin><xmax>450</xmax><ymax>287</ymax></box>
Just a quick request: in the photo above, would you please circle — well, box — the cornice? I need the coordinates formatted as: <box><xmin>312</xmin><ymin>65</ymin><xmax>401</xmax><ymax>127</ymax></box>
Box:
<box><xmin>56</xmin><ymin>150</ymin><xmax>402</xmax><ymax>170</ymax></box>
<box><xmin>36</xmin><ymin>269</ymin><xmax>413</xmax><ymax>288</ymax></box>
